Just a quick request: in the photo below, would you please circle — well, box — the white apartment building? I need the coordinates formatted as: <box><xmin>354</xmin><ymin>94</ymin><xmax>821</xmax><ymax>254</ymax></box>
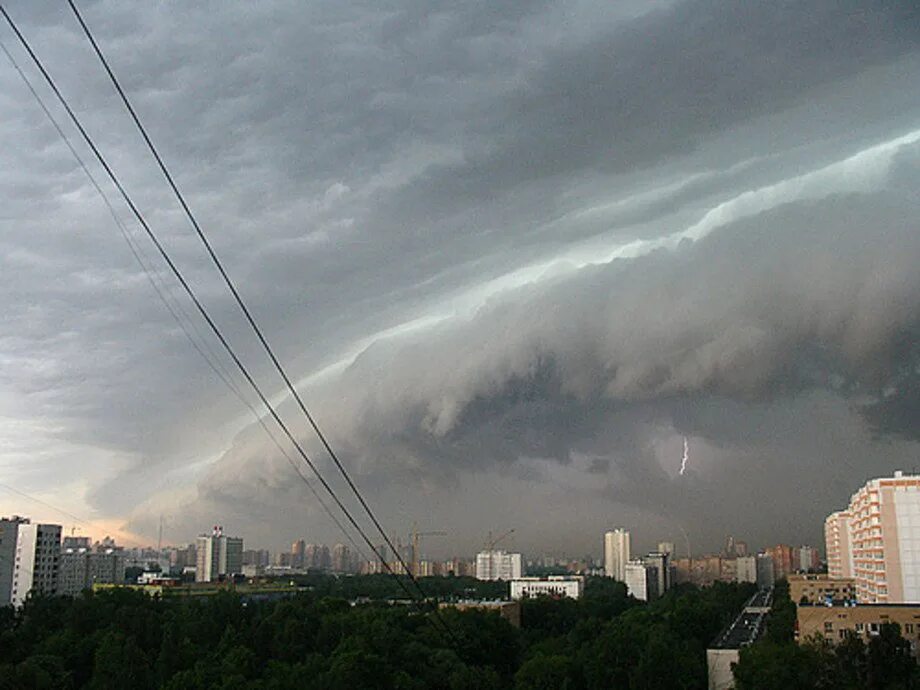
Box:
<box><xmin>604</xmin><ymin>529</ymin><xmax>630</xmax><ymax>581</ymax></box>
<box><xmin>196</xmin><ymin>527</ymin><xmax>244</xmax><ymax>583</ymax></box>
<box><xmin>825</xmin><ymin>510</ymin><xmax>854</xmax><ymax>579</ymax></box>
<box><xmin>836</xmin><ymin>472</ymin><xmax>920</xmax><ymax>603</ymax></box>
<box><xmin>625</xmin><ymin>560</ymin><xmax>657</xmax><ymax>601</ymax></box>
<box><xmin>736</xmin><ymin>555</ymin><xmax>757</xmax><ymax>584</ymax></box>
<box><xmin>475</xmin><ymin>550</ymin><xmax>522</xmax><ymax>581</ymax></box>
<box><xmin>510</xmin><ymin>576</ymin><xmax>584</xmax><ymax>600</ymax></box>
<box><xmin>10</xmin><ymin>522</ymin><xmax>61</xmax><ymax>606</ymax></box>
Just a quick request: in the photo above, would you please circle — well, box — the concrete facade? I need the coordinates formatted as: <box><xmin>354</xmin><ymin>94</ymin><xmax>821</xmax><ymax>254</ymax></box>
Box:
<box><xmin>604</xmin><ymin>529</ymin><xmax>630</xmax><ymax>581</ymax></box>
<box><xmin>797</xmin><ymin>603</ymin><xmax>920</xmax><ymax>654</ymax></box>
<box><xmin>788</xmin><ymin>573</ymin><xmax>856</xmax><ymax>605</ymax></box>
<box><xmin>510</xmin><ymin>576</ymin><xmax>584</xmax><ymax>600</ymax></box>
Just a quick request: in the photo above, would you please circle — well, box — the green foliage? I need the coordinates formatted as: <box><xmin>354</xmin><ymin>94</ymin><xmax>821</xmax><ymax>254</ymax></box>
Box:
<box><xmin>0</xmin><ymin>575</ymin><xmax>757</xmax><ymax>688</ymax></box>
<box><xmin>734</xmin><ymin>584</ymin><xmax>920</xmax><ymax>690</ymax></box>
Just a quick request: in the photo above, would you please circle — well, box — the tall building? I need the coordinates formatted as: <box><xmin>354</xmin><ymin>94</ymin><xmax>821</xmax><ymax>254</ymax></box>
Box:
<box><xmin>657</xmin><ymin>541</ymin><xmax>675</xmax><ymax>557</ymax></box>
<box><xmin>828</xmin><ymin>472</ymin><xmax>920</xmax><ymax>603</ymax></box>
<box><xmin>10</xmin><ymin>522</ymin><xmax>61</xmax><ymax>606</ymax></box>
<box><xmin>291</xmin><ymin>539</ymin><xmax>306</xmax><ymax>569</ymax></box>
<box><xmin>644</xmin><ymin>551</ymin><xmax>670</xmax><ymax>595</ymax></box>
<box><xmin>59</xmin><ymin>545</ymin><xmax>126</xmax><ymax>596</ymax></box>
<box><xmin>604</xmin><ymin>529</ymin><xmax>630</xmax><ymax>581</ymax></box>
<box><xmin>0</xmin><ymin>516</ymin><xmax>30</xmax><ymax>604</ymax></box>
<box><xmin>332</xmin><ymin>543</ymin><xmax>349</xmax><ymax>573</ymax></box>
<box><xmin>625</xmin><ymin>560</ymin><xmax>658</xmax><ymax>601</ymax></box>
<box><xmin>195</xmin><ymin>527</ymin><xmax>243</xmax><ymax>583</ymax></box>
<box><xmin>736</xmin><ymin>555</ymin><xmax>757</xmax><ymax>584</ymax></box>
<box><xmin>767</xmin><ymin>544</ymin><xmax>794</xmax><ymax>580</ymax></box>
<box><xmin>756</xmin><ymin>553</ymin><xmax>775</xmax><ymax>589</ymax></box>
<box><xmin>825</xmin><ymin>510</ymin><xmax>854</xmax><ymax>579</ymax></box>
<box><xmin>795</xmin><ymin>545</ymin><xmax>820</xmax><ymax>572</ymax></box>
<box><xmin>475</xmin><ymin>550</ymin><xmax>522</xmax><ymax>580</ymax></box>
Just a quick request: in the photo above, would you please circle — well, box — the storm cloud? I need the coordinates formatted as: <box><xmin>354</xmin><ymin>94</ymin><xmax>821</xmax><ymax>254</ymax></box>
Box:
<box><xmin>1</xmin><ymin>0</ymin><xmax>918</xmax><ymax>556</ymax></box>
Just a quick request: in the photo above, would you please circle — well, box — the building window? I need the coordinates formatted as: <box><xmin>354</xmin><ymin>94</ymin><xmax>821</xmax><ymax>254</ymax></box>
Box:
<box><xmin>856</xmin><ymin>623</ymin><xmax>865</xmax><ymax>632</ymax></box>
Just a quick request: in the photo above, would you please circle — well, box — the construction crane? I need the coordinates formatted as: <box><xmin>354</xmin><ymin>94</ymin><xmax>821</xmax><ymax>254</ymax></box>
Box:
<box><xmin>409</xmin><ymin>523</ymin><xmax>447</xmax><ymax>578</ymax></box>
<box><xmin>484</xmin><ymin>528</ymin><xmax>515</xmax><ymax>580</ymax></box>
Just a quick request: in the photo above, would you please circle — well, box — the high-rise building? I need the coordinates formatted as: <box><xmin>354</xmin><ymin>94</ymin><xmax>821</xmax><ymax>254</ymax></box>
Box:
<box><xmin>756</xmin><ymin>553</ymin><xmax>775</xmax><ymax>589</ymax></box>
<box><xmin>644</xmin><ymin>551</ymin><xmax>670</xmax><ymax>595</ymax></box>
<box><xmin>625</xmin><ymin>560</ymin><xmax>658</xmax><ymax>601</ymax></box>
<box><xmin>767</xmin><ymin>544</ymin><xmax>794</xmax><ymax>580</ymax></box>
<box><xmin>0</xmin><ymin>516</ymin><xmax>30</xmax><ymax>604</ymax></box>
<box><xmin>736</xmin><ymin>556</ymin><xmax>757</xmax><ymax>584</ymax></box>
<box><xmin>59</xmin><ymin>545</ymin><xmax>126</xmax><ymax>596</ymax></box>
<box><xmin>332</xmin><ymin>543</ymin><xmax>349</xmax><ymax>573</ymax></box>
<box><xmin>828</xmin><ymin>472</ymin><xmax>920</xmax><ymax>603</ymax></box>
<box><xmin>604</xmin><ymin>529</ymin><xmax>630</xmax><ymax>581</ymax></box>
<box><xmin>195</xmin><ymin>527</ymin><xmax>243</xmax><ymax>583</ymax></box>
<box><xmin>825</xmin><ymin>510</ymin><xmax>854</xmax><ymax>579</ymax></box>
<box><xmin>291</xmin><ymin>539</ymin><xmax>306</xmax><ymax>569</ymax></box>
<box><xmin>241</xmin><ymin>549</ymin><xmax>270</xmax><ymax>567</ymax></box>
<box><xmin>475</xmin><ymin>550</ymin><xmax>522</xmax><ymax>580</ymax></box>
<box><xmin>657</xmin><ymin>542</ymin><xmax>675</xmax><ymax>557</ymax></box>
<box><xmin>734</xmin><ymin>541</ymin><xmax>749</xmax><ymax>557</ymax></box>
<box><xmin>10</xmin><ymin>522</ymin><xmax>61</xmax><ymax>606</ymax></box>
<box><xmin>794</xmin><ymin>545</ymin><xmax>820</xmax><ymax>572</ymax></box>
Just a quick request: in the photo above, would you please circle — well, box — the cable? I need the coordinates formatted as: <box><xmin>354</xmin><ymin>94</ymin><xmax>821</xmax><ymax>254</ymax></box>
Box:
<box><xmin>0</xmin><ymin>481</ymin><xmax>142</xmax><ymax>548</ymax></box>
<box><xmin>0</xmin><ymin>6</ymin><xmax>453</xmax><ymax>641</ymax></box>
<box><xmin>64</xmin><ymin>0</ymin><xmax>434</xmax><ymax>613</ymax></box>
<box><xmin>0</xmin><ymin>37</ymin><xmax>369</xmax><ymax>565</ymax></box>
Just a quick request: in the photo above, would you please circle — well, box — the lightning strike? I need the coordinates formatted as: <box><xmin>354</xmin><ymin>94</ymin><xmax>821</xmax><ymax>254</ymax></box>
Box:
<box><xmin>679</xmin><ymin>436</ymin><xmax>689</xmax><ymax>476</ymax></box>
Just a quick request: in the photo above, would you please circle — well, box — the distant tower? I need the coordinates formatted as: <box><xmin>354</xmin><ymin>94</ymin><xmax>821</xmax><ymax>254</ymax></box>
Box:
<box><xmin>604</xmin><ymin>529</ymin><xmax>630</xmax><ymax>581</ymax></box>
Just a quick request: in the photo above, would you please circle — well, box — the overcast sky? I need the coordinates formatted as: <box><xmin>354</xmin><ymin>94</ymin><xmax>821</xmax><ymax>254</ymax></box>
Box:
<box><xmin>1</xmin><ymin>0</ymin><xmax>918</xmax><ymax>559</ymax></box>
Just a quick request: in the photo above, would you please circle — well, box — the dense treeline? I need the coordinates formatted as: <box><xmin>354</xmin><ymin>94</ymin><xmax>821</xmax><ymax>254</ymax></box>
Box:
<box><xmin>0</xmin><ymin>575</ymin><xmax>754</xmax><ymax>689</ymax></box>
<box><xmin>733</xmin><ymin>580</ymin><xmax>920</xmax><ymax>689</ymax></box>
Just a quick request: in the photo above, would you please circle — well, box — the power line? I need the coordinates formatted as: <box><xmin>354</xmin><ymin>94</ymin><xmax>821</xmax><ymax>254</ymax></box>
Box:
<box><xmin>0</xmin><ymin>37</ymin><xmax>368</xmax><ymax>565</ymax></box>
<box><xmin>0</xmin><ymin>481</ymin><xmax>142</xmax><ymax>547</ymax></box>
<box><xmin>0</xmin><ymin>6</ymin><xmax>451</xmax><ymax>640</ymax></box>
<box><xmin>65</xmin><ymin>0</ymin><xmax>432</xmax><ymax>613</ymax></box>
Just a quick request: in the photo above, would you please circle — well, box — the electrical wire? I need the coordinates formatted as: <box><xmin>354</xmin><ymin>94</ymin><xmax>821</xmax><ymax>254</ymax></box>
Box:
<box><xmin>0</xmin><ymin>37</ymin><xmax>369</xmax><ymax>565</ymax></box>
<box><xmin>65</xmin><ymin>0</ymin><xmax>434</xmax><ymax>614</ymax></box>
<box><xmin>0</xmin><ymin>5</ymin><xmax>453</xmax><ymax>641</ymax></box>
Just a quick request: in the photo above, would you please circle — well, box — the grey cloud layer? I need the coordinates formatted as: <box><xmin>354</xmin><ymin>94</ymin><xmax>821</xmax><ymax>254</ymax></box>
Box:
<box><xmin>0</xmin><ymin>0</ymin><xmax>918</xmax><ymax>553</ymax></box>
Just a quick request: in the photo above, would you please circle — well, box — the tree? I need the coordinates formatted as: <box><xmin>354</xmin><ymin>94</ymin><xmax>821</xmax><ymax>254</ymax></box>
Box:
<box><xmin>514</xmin><ymin>654</ymin><xmax>576</xmax><ymax>690</ymax></box>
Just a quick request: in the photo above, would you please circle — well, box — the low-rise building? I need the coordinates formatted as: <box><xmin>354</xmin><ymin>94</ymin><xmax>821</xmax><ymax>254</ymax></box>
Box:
<box><xmin>788</xmin><ymin>574</ymin><xmax>856</xmax><ymax>605</ymax></box>
<box><xmin>510</xmin><ymin>576</ymin><xmax>584</xmax><ymax>600</ymax></box>
<box><xmin>797</xmin><ymin>603</ymin><xmax>920</xmax><ymax>654</ymax></box>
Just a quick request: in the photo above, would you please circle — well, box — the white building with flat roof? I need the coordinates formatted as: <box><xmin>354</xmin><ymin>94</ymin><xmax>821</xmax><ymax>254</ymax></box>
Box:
<box><xmin>510</xmin><ymin>576</ymin><xmax>584</xmax><ymax>600</ymax></box>
<box><xmin>604</xmin><ymin>529</ymin><xmax>630</xmax><ymax>581</ymax></box>
<box><xmin>475</xmin><ymin>550</ymin><xmax>522</xmax><ymax>581</ymax></box>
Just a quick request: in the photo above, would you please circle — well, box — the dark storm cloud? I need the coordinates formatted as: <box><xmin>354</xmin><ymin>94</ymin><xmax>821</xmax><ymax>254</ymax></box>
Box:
<box><xmin>1</xmin><ymin>0</ymin><xmax>918</xmax><ymax>553</ymax></box>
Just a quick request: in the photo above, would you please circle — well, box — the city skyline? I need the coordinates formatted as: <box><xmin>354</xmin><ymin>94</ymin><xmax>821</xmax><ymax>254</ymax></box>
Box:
<box><xmin>1</xmin><ymin>0</ymin><xmax>919</xmax><ymax>558</ymax></box>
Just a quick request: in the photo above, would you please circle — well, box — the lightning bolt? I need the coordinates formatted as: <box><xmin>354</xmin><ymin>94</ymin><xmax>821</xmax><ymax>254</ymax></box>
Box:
<box><xmin>679</xmin><ymin>436</ymin><xmax>689</xmax><ymax>476</ymax></box>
